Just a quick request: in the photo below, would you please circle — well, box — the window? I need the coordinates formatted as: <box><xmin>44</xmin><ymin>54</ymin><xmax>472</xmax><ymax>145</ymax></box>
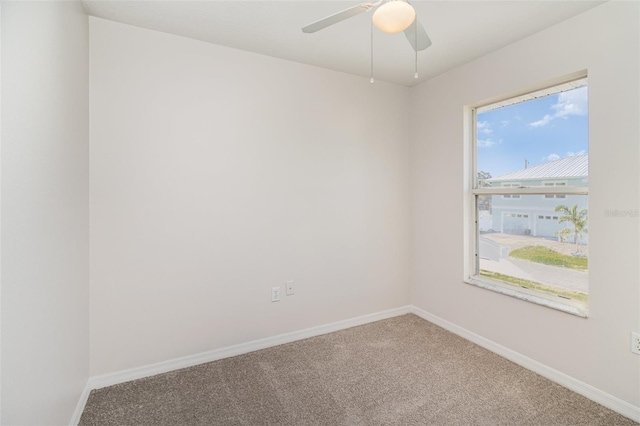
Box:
<box><xmin>502</xmin><ymin>183</ymin><xmax>521</xmax><ymax>198</ymax></box>
<box><xmin>544</xmin><ymin>182</ymin><xmax>567</xmax><ymax>198</ymax></box>
<box><xmin>468</xmin><ymin>75</ymin><xmax>589</xmax><ymax>317</ymax></box>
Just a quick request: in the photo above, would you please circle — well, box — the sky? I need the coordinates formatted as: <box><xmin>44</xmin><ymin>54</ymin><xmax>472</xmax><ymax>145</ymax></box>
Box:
<box><xmin>477</xmin><ymin>85</ymin><xmax>588</xmax><ymax>178</ymax></box>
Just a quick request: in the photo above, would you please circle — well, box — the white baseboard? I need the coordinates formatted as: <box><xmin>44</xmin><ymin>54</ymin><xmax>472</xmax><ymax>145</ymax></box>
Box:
<box><xmin>410</xmin><ymin>305</ymin><xmax>640</xmax><ymax>423</ymax></box>
<box><xmin>69</xmin><ymin>380</ymin><xmax>92</xmax><ymax>426</ymax></box>
<box><xmin>75</xmin><ymin>304</ymin><xmax>639</xmax><ymax>424</ymax></box>
<box><xmin>87</xmin><ymin>305</ymin><xmax>412</xmax><ymax>391</ymax></box>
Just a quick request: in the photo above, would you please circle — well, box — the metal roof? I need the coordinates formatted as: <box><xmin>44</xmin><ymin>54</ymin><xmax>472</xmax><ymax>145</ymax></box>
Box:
<box><xmin>487</xmin><ymin>154</ymin><xmax>588</xmax><ymax>182</ymax></box>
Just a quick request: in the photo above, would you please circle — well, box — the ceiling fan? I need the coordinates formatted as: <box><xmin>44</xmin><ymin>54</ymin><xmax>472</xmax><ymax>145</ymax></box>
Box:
<box><xmin>302</xmin><ymin>0</ymin><xmax>432</xmax><ymax>53</ymax></box>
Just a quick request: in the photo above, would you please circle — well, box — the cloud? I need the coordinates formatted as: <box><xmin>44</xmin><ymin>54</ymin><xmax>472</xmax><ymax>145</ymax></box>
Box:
<box><xmin>477</xmin><ymin>121</ymin><xmax>493</xmax><ymax>134</ymax></box>
<box><xmin>566</xmin><ymin>150</ymin><xmax>586</xmax><ymax>156</ymax></box>
<box><xmin>500</xmin><ymin>120</ymin><xmax>509</xmax><ymax>128</ymax></box>
<box><xmin>530</xmin><ymin>114</ymin><xmax>553</xmax><ymax>128</ymax></box>
<box><xmin>553</xmin><ymin>87</ymin><xmax>588</xmax><ymax>117</ymax></box>
<box><xmin>543</xmin><ymin>153</ymin><xmax>560</xmax><ymax>162</ymax></box>
<box><xmin>478</xmin><ymin>139</ymin><xmax>496</xmax><ymax>148</ymax></box>
<box><xmin>529</xmin><ymin>86</ymin><xmax>588</xmax><ymax>128</ymax></box>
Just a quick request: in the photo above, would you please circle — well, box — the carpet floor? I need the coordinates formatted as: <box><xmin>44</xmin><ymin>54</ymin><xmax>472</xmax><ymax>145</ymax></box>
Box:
<box><xmin>80</xmin><ymin>314</ymin><xmax>637</xmax><ymax>425</ymax></box>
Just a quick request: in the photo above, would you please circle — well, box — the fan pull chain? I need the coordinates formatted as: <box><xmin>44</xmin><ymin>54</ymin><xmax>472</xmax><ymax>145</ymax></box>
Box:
<box><xmin>414</xmin><ymin>16</ymin><xmax>418</xmax><ymax>79</ymax></box>
<box><xmin>370</xmin><ymin>18</ymin><xmax>374</xmax><ymax>84</ymax></box>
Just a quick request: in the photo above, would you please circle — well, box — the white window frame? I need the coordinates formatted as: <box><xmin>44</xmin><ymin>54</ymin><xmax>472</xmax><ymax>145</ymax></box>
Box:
<box><xmin>464</xmin><ymin>73</ymin><xmax>589</xmax><ymax>317</ymax></box>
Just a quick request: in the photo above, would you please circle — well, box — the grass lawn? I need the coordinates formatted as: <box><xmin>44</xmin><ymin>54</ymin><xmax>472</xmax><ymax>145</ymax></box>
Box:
<box><xmin>480</xmin><ymin>270</ymin><xmax>589</xmax><ymax>303</ymax></box>
<box><xmin>509</xmin><ymin>245</ymin><xmax>588</xmax><ymax>270</ymax></box>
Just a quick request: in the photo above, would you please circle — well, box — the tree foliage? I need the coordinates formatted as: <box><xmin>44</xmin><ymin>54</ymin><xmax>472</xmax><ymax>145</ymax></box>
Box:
<box><xmin>555</xmin><ymin>204</ymin><xmax>588</xmax><ymax>253</ymax></box>
<box><xmin>477</xmin><ymin>171</ymin><xmax>492</xmax><ymax>187</ymax></box>
<box><xmin>477</xmin><ymin>171</ymin><xmax>492</xmax><ymax>211</ymax></box>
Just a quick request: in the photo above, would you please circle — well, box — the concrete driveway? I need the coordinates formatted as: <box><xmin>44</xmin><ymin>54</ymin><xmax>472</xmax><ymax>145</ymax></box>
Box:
<box><xmin>481</xmin><ymin>233</ymin><xmax>588</xmax><ymax>257</ymax></box>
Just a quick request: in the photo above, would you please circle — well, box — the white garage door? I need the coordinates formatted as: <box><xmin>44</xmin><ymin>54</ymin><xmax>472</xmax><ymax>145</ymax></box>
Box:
<box><xmin>503</xmin><ymin>213</ymin><xmax>530</xmax><ymax>235</ymax></box>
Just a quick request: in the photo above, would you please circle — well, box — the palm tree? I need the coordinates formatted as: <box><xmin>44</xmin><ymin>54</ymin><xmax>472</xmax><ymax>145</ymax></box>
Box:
<box><xmin>555</xmin><ymin>204</ymin><xmax>588</xmax><ymax>253</ymax></box>
<box><xmin>555</xmin><ymin>228</ymin><xmax>571</xmax><ymax>244</ymax></box>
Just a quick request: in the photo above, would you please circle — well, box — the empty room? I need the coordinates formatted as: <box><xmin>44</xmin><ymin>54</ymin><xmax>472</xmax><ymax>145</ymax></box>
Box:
<box><xmin>1</xmin><ymin>0</ymin><xmax>639</xmax><ymax>425</ymax></box>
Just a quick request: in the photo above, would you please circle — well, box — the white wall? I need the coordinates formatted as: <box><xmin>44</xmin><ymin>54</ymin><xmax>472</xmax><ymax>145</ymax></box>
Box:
<box><xmin>3</xmin><ymin>2</ymin><xmax>634</xmax><ymax>420</ymax></box>
<box><xmin>89</xmin><ymin>18</ymin><xmax>411</xmax><ymax>376</ymax></box>
<box><xmin>1</xmin><ymin>2</ymin><xmax>90</xmax><ymax>424</ymax></box>
<box><xmin>410</xmin><ymin>1</ymin><xmax>639</xmax><ymax>408</ymax></box>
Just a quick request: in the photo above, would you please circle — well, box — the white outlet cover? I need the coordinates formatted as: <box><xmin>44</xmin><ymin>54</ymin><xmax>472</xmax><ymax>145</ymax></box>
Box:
<box><xmin>632</xmin><ymin>332</ymin><xmax>640</xmax><ymax>355</ymax></box>
<box><xmin>286</xmin><ymin>281</ymin><xmax>295</xmax><ymax>296</ymax></box>
<box><xmin>271</xmin><ymin>286</ymin><xmax>280</xmax><ymax>302</ymax></box>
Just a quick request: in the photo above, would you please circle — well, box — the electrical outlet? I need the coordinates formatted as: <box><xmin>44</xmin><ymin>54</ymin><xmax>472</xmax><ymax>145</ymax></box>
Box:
<box><xmin>632</xmin><ymin>332</ymin><xmax>640</xmax><ymax>355</ymax></box>
<box><xmin>271</xmin><ymin>287</ymin><xmax>281</xmax><ymax>302</ymax></box>
<box><xmin>286</xmin><ymin>281</ymin><xmax>295</xmax><ymax>296</ymax></box>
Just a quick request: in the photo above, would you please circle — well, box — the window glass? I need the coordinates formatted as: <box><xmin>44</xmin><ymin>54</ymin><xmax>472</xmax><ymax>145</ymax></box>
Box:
<box><xmin>472</xmin><ymin>79</ymin><xmax>588</xmax><ymax>313</ymax></box>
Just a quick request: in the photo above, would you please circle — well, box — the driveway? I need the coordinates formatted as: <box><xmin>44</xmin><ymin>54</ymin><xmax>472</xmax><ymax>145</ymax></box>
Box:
<box><xmin>482</xmin><ymin>233</ymin><xmax>588</xmax><ymax>257</ymax></box>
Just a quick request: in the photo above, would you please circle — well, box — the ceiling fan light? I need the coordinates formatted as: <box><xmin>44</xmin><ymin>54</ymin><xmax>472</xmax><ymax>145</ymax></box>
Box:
<box><xmin>372</xmin><ymin>1</ymin><xmax>416</xmax><ymax>34</ymax></box>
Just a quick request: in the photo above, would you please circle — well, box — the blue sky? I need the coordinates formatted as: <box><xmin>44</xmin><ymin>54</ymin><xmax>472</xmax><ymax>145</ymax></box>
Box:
<box><xmin>477</xmin><ymin>86</ymin><xmax>588</xmax><ymax>178</ymax></box>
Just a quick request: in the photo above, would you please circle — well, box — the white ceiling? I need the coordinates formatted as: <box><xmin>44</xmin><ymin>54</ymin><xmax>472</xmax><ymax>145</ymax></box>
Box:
<box><xmin>82</xmin><ymin>1</ymin><xmax>605</xmax><ymax>87</ymax></box>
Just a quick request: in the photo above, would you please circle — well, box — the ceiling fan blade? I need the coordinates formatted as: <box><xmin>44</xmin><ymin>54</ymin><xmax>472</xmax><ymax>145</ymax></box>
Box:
<box><xmin>404</xmin><ymin>18</ymin><xmax>432</xmax><ymax>51</ymax></box>
<box><xmin>302</xmin><ymin>3</ymin><xmax>374</xmax><ymax>34</ymax></box>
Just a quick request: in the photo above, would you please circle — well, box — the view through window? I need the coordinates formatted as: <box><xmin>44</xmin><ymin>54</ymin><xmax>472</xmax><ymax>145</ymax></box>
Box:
<box><xmin>472</xmin><ymin>78</ymin><xmax>589</xmax><ymax>314</ymax></box>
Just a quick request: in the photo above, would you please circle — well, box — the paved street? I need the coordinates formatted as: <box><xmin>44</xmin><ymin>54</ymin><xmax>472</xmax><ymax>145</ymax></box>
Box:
<box><xmin>480</xmin><ymin>257</ymin><xmax>588</xmax><ymax>293</ymax></box>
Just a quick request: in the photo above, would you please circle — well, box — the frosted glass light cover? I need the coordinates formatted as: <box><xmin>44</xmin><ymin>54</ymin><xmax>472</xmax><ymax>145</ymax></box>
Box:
<box><xmin>372</xmin><ymin>1</ymin><xmax>416</xmax><ymax>34</ymax></box>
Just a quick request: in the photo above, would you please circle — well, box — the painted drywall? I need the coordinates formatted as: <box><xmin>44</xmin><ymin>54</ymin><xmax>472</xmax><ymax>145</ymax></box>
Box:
<box><xmin>410</xmin><ymin>0</ymin><xmax>639</xmax><ymax>408</ymax></box>
<box><xmin>89</xmin><ymin>18</ymin><xmax>411</xmax><ymax>376</ymax></box>
<box><xmin>1</xmin><ymin>1</ymin><xmax>90</xmax><ymax>424</ymax></box>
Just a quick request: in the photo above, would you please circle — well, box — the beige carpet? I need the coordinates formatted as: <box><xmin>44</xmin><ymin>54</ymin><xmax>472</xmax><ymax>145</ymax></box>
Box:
<box><xmin>80</xmin><ymin>314</ymin><xmax>637</xmax><ymax>425</ymax></box>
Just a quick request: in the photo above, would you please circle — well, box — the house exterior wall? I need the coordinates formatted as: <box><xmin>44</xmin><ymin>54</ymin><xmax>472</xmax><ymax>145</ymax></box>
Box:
<box><xmin>489</xmin><ymin>177</ymin><xmax>588</xmax><ymax>243</ymax></box>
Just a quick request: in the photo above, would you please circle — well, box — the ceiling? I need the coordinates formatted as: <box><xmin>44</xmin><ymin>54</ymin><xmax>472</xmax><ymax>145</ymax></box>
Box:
<box><xmin>82</xmin><ymin>1</ymin><xmax>605</xmax><ymax>87</ymax></box>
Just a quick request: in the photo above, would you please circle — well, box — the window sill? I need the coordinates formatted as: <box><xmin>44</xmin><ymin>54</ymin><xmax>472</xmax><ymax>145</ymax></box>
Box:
<box><xmin>465</xmin><ymin>277</ymin><xmax>588</xmax><ymax>318</ymax></box>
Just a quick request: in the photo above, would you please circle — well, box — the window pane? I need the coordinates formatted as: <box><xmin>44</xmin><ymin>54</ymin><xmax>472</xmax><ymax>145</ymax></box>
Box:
<box><xmin>476</xmin><ymin>86</ymin><xmax>588</xmax><ymax>189</ymax></box>
<box><xmin>478</xmin><ymin>194</ymin><xmax>588</xmax><ymax>303</ymax></box>
<box><xmin>474</xmin><ymin>80</ymin><xmax>589</xmax><ymax>312</ymax></box>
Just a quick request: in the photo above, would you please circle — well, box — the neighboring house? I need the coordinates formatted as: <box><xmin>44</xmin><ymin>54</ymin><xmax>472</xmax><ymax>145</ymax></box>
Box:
<box><xmin>477</xmin><ymin>210</ymin><xmax>493</xmax><ymax>232</ymax></box>
<box><xmin>486</xmin><ymin>155</ymin><xmax>588</xmax><ymax>243</ymax></box>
